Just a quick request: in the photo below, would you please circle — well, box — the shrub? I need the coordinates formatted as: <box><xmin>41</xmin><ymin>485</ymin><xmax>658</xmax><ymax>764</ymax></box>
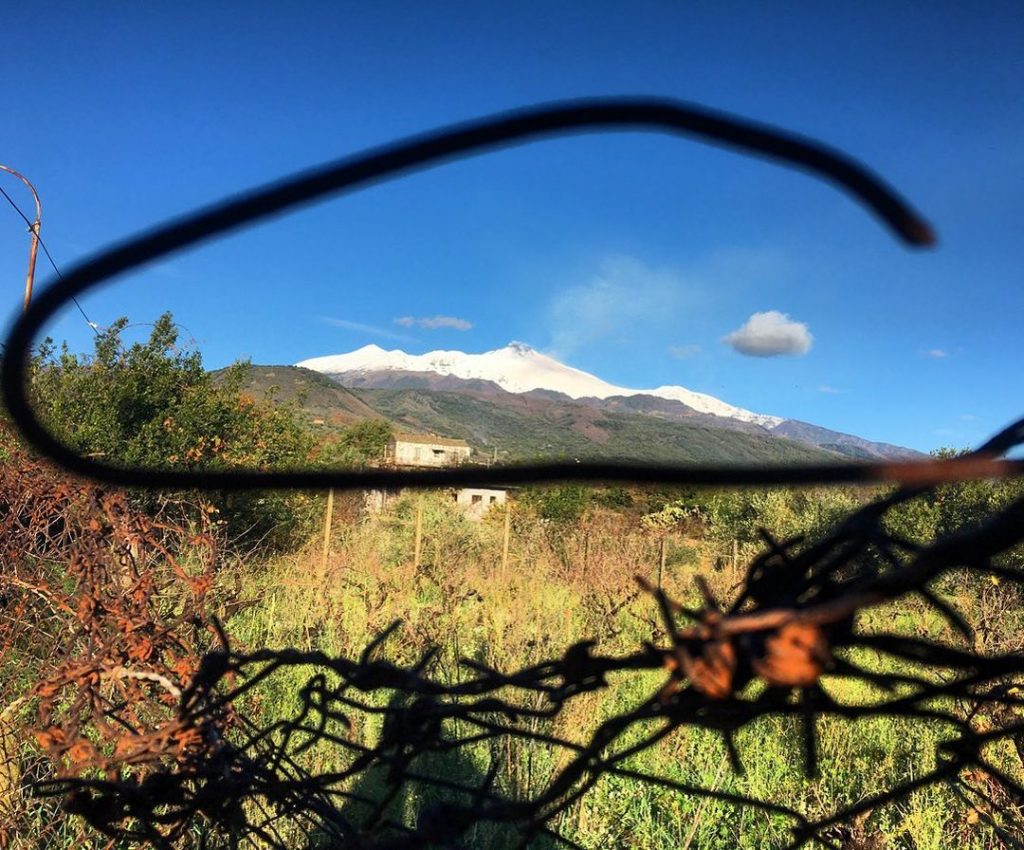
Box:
<box><xmin>316</xmin><ymin>418</ymin><xmax>393</xmax><ymax>467</ymax></box>
<box><xmin>519</xmin><ymin>484</ymin><xmax>591</xmax><ymax>524</ymax></box>
<box><xmin>27</xmin><ymin>314</ymin><xmax>317</xmax><ymax>551</ymax></box>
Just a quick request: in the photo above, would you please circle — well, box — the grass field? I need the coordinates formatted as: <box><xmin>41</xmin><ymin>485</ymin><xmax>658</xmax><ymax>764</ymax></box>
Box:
<box><xmin>4</xmin><ymin>485</ymin><xmax>1023</xmax><ymax>849</ymax></box>
<box><xmin>214</xmin><ymin>492</ymin><xmax>1023</xmax><ymax>849</ymax></box>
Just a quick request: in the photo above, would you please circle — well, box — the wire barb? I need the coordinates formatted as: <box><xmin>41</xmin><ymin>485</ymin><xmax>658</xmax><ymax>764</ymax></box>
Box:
<box><xmin>4</xmin><ymin>423</ymin><xmax>1021</xmax><ymax>848</ymax></box>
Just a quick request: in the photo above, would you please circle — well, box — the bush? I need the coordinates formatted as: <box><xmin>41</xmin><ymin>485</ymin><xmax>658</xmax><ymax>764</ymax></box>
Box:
<box><xmin>884</xmin><ymin>448</ymin><xmax>1024</xmax><ymax>556</ymax></box>
<box><xmin>642</xmin><ymin>487</ymin><xmax>867</xmax><ymax>556</ymax></box>
<box><xmin>28</xmin><ymin>314</ymin><xmax>318</xmax><ymax>551</ymax></box>
<box><xmin>317</xmin><ymin>418</ymin><xmax>393</xmax><ymax>467</ymax></box>
<box><xmin>519</xmin><ymin>484</ymin><xmax>591</xmax><ymax>524</ymax></box>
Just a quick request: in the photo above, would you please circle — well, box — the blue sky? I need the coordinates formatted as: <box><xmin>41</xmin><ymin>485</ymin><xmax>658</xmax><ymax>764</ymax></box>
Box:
<box><xmin>1</xmin><ymin>2</ymin><xmax>1021</xmax><ymax>452</ymax></box>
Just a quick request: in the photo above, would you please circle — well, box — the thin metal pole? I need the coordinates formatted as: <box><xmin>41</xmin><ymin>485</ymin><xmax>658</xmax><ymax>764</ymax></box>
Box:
<box><xmin>23</xmin><ymin>228</ymin><xmax>39</xmax><ymax>313</ymax></box>
<box><xmin>0</xmin><ymin>165</ymin><xmax>42</xmax><ymax>313</ymax></box>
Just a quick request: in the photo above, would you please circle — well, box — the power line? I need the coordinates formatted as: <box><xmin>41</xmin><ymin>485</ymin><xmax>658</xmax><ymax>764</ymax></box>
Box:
<box><xmin>34</xmin><ymin>233</ymin><xmax>99</xmax><ymax>334</ymax></box>
<box><xmin>0</xmin><ymin>183</ymin><xmax>33</xmax><ymax>229</ymax></box>
<box><xmin>0</xmin><ymin>183</ymin><xmax>99</xmax><ymax>334</ymax></box>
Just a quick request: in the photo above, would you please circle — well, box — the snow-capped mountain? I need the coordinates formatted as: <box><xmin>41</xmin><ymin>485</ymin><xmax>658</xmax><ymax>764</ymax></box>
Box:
<box><xmin>296</xmin><ymin>343</ymin><xmax>784</xmax><ymax>428</ymax></box>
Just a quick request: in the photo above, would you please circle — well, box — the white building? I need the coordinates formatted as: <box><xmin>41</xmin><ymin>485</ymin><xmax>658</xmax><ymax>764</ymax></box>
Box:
<box><xmin>386</xmin><ymin>433</ymin><xmax>472</xmax><ymax>468</ymax></box>
<box><xmin>364</xmin><ymin>432</ymin><xmax>507</xmax><ymax>521</ymax></box>
<box><xmin>456</xmin><ymin>487</ymin><xmax>507</xmax><ymax>520</ymax></box>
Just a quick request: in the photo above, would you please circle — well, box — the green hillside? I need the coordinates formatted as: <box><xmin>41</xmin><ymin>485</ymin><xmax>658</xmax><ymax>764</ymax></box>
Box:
<box><xmin>354</xmin><ymin>386</ymin><xmax>842</xmax><ymax>465</ymax></box>
<box><xmin>225</xmin><ymin>365</ymin><xmax>841</xmax><ymax>465</ymax></box>
<box><xmin>213</xmin><ymin>365</ymin><xmax>382</xmax><ymax>429</ymax></box>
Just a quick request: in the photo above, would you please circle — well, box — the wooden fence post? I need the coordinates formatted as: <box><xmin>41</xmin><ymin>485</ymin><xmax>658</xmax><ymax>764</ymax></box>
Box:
<box><xmin>501</xmin><ymin>501</ymin><xmax>511</xmax><ymax>576</ymax></box>
<box><xmin>320</xmin><ymin>488</ymin><xmax>334</xmax><ymax>577</ymax></box>
<box><xmin>414</xmin><ymin>496</ymin><xmax>424</xmax><ymax>568</ymax></box>
<box><xmin>659</xmin><ymin>536</ymin><xmax>667</xmax><ymax>589</ymax></box>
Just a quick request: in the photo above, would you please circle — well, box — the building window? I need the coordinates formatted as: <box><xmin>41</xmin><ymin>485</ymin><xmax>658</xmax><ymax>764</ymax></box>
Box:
<box><xmin>471</xmin><ymin>494</ymin><xmax>482</xmax><ymax>505</ymax></box>
<box><xmin>489</xmin><ymin>496</ymin><xmax>497</xmax><ymax>504</ymax></box>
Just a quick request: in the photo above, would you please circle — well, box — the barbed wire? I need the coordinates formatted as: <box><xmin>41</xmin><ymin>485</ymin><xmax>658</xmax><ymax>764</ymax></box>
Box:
<box><xmin>1</xmin><ymin>419</ymin><xmax>1020</xmax><ymax>848</ymax></box>
<box><xmin>2</xmin><ymin>97</ymin><xmax>1022</xmax><ymax>848</ymax></box>
<box><xmin>15</xmin><ymin>96</ymin><xmax>1020</xmax><ymax>495</ymax></box>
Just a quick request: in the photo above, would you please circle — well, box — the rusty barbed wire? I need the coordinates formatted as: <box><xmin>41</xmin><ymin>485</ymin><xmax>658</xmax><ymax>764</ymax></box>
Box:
<box><xmin>1</xmin><ymin>420</ymin><xmax>1018</xmax><ymax>849</ymax></box>
<box><xmin>2</xmin><ymin>96</ymin><xmax>1023</xmax><ymax>848</ymax></box>
<box><xmin>0</xmin><ymin>436</ymin><xmax>226</xmax><ymax>846</ymax></box>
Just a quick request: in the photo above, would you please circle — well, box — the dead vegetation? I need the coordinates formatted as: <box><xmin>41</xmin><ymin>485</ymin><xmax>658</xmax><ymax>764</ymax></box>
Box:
<box><xmin>3</xmin><ymin>419</ymin><xmax>1024</xmax><ymax>848</ymax></box>
<box><xmin>0</xmin><ymin>440</ymin><xmax>223</xmax><ymax>846</ymax></box>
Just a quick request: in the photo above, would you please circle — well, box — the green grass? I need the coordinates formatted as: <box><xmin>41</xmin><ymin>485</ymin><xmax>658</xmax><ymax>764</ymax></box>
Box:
<box><xmin>217</xmin><ymin>494</ymin><xmax>1023</xmax><ymax>849</ymax></box>
<box><xmin>6</xmin><ymin>490</ymin><xmax>1021</xmax><ymax>849</ymax></box>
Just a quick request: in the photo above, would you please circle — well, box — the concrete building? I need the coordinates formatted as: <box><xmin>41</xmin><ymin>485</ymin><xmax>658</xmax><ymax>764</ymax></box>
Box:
<box><xmin>456</xmin><ymin>487</ymin><xmax>507</xmax><ymax>520</ymax></box>
<box><xmin>362</xmin><ymin>432</ymin><xmax>509</xmax><ymax>521</ymax></box>
<box><xmin>386</xmin><ymin>433</ymin><xmax>472</xmax><ymax>468</ymax></box>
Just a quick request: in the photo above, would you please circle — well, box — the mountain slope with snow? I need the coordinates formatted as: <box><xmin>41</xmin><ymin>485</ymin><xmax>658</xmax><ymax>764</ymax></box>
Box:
<box><xmin>296</xmin><ymin>343</ymin><xmax>784</xmax><ymax>428</ymax></box>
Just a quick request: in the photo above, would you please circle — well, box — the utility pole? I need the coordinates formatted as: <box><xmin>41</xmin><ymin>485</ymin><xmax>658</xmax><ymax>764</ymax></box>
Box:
<box><xmin>0</xmin><ymin>164</ymin><xmax>42</xmax><ymax>313</ymax></box>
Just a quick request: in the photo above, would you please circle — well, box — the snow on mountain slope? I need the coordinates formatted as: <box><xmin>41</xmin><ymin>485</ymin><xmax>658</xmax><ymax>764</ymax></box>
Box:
<box><xmin>296</xmin><ymin>343</ymin><xmax>784</xmax><ymax>428</ymax></box>
<box><xmin>645</xmin><ymin>385</ymin><xmax>782</xmax><ymax>428</ymax></box>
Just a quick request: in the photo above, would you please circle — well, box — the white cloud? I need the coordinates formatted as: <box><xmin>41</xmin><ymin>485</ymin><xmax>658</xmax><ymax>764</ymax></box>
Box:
<box><xmin>320</xmin><ymin>316</ymin><xmax>417</xmax><ymax>343</ymax></box>
<box><xmin>547</xmin><ymin>256</ymin><xmax>684</xmax><ymax>356</ymax></box>
<box><xmin>394</xmin><ymin>315</ymin><xmax>473</xmax><ymax>330</ymax></box>
<box><xmin>668</xmin><ymin>344</ymin><xmax>700</xmax><ymax>359</ymax></box>
<box><xmin>722</xmin><ymin>311</ymin><xmax>812</xmax><ymax>357</ymax></box>
<box><xmin>926</xmin><ymin>348</ymin><xmax>948</xmax><ymax>359</ymax></box>
<box><xmin>816</xmin><ymin>384</ymin><xmax>842</xmax><ymax>394</ymax></box>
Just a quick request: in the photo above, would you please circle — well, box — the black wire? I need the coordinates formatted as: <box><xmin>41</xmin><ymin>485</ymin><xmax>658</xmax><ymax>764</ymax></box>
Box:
<box><xmin>0</xmin><ymin>182</ymin><xmax>99</xmax><ymax>334</ymax></box>
<box><xmin>0</xmin><ymin>184</ymin><xmax>32</xmax><ymax>228</ymax></box>
<box><xmin>7</xmin><ymin>95</ymin><xmax>1002</xmax><ymax>494</ymax></box>
<box><xmin>34</xmin><ymin>234</ymin><xmax>100</xmax><ymax>335</ymax></box>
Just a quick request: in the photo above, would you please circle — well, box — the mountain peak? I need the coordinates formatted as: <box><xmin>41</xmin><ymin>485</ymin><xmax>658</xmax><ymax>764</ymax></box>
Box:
<box><xmin>296</xmin><ymin>343</ymin><xmax>782</xmax><ymax>427</ymax></box>
<box><xmin>505</xmin><ymin>341</ymin><xmax>536</xmax><ymax>356</ymax></box>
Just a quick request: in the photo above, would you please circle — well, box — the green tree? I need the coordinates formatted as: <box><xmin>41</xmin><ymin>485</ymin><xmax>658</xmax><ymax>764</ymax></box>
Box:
<box><xmin>317</xmin><ymin>419</ymin><xmax>393</xmax><ymax>468</ymax></box>
<box><xmin>883</xmin><ymin>448</ymin><xmax>1021</xmax><ymax>548</ymax></box>
<box><xmin>29</xmin><ymin>314</ymin><xmax>317</xmax><ymax>550</ymax></box>
<box><xmin>519</xmin><ymin>484</ymin><xmax>591</xmax><ymax>524</ymax></box>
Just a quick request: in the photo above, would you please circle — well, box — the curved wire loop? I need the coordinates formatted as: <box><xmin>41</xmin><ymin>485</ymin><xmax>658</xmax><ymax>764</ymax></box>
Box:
<box><xmin>3</xmin><ymin>96</ymin><xmax>1018</xmax><ymax>490</ymax></box>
